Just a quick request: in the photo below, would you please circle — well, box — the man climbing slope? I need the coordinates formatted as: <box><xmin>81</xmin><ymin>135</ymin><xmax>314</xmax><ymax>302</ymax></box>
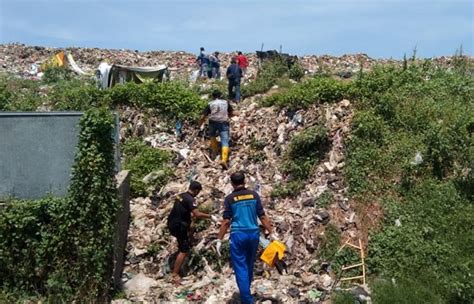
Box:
<box><xmin>199</xmin><ymin>89</ymin><xmax>234</xmax><ymax>169</ymax></box>
<box><xmin>167</xmin><ymin>181</ymin><xmax>218</xmax><ymax>284</ymax></box>
<box><xmin>215</xmin><ymin>172</ymin><xmax>274</xmax><ymax>304</ymax></box>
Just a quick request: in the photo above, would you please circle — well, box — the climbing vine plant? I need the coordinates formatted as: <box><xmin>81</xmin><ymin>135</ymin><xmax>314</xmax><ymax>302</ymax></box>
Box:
<box><xmin>0</xmin><ymin>108</ymin><xmax>118</xmax><ymax>302</ymax></box>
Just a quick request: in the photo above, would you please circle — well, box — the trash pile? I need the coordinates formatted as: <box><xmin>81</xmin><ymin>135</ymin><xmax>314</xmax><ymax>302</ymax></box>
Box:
<box><xmin>118</xmin><ymin>95</ymin><xmax>365</xmax><ymax>303</ymax></box>
<box><xmin>1</xmin><ymin>43</ymin><xmax>463</xmax><ymax>81</ymax></box>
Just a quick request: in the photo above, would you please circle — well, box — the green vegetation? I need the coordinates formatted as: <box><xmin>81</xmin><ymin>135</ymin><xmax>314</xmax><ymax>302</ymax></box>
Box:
<box><xmin>241</xmin><ymin>58</ymin><xmax>304</xmax><ymax>98</ymax></box>
<box><xmin>271</xmin><ymin>180</ymin><xmax>304</xmax><ymax>199</ymax></box>
<box><xmin>346</xmin><ymin>59</ymin><xmax>473</xmax><ymax>303</ymax></box>
<box><xmin>0</xmin><ymin>74</ymin><xmax>44</xmax><ymax>111</ymax></box>
<box><xmin>42</xmin><ymin>66</ymin><xmax>75</xmax><ymax>84</ymax></box>
<box><xmin>107</xmin><ymin>81</ymin><xmax>205</xmax><ymax>121</ymax></box>
<box><xmin>263</xmin><ymin>76</ymin><xmax>350</xmax><ymax>109</ymax></box>
<box><xmin>272</xmin><ymin>124</ymin><xmax>330</xmax><ymax>198</ymax></box>
<box><xmin>0</xmin><ymin>109</ymin><xmax>118</xmax><ymax>301</ymax></box>
<box><xmin>0</xmin><ymin>74</ymin><xmax>205</xmax><ymax>121</ymax></box>
<box><xmin>261</xmin><ymin>54</ymin><xmax>473</xmax><ymax>302</ymax></box>
<box><xmin>371</xmin><ymin>279</ymin><xmax>444</xmax><ymax>304</ymax></box>
<box><xmin>332</xmin><ymin>291</ymin><xmax>357</xmax><ymax>304</ymax></box>
<box><xmin>283</xmin><ymin>124</ymin><xmax>330</xmax><ymax>180</ymax></box>
<box><xmin>317</xmin><ymin>189</ymin><xmax>333</xmax><ymax>208</ymax></box>
<box><xmin>316</xmin><ymin>224</ymin><xmax>341</xmax><ymax>262</ymax></box>
<box><xmin>122</xmin><ymin>139</ymin><xmax>173</xmax><ymax>197</ymax></box>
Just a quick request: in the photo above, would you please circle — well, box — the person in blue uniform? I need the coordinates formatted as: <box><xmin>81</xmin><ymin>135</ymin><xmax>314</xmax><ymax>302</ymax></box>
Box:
<box><xmin>215</xmin><ymin>172</ymin><xmax>274</xmax><ymax>304</ymax></box>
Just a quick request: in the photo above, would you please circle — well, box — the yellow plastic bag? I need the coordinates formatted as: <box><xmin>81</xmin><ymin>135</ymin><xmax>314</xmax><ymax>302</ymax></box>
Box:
<box><xmin>41</xmin><ymin>51</ymin><xmax>65</xmax><ymax>70</ymax></box>
<box><xmin>260</xmin><ymin>240</ymin><xmax>286</xmax><ymax>267</ymax></box>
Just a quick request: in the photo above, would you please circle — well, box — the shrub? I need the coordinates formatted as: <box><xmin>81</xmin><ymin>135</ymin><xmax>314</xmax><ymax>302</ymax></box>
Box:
<box><xmin>270</xmin><ymin>180</ymin><xmax>304</xmax><ymax>199</ymax></box>
<box><xmin>289</xmin><ymin>62</ymin><xmax>305</xmax><ymax>81</ymax></box>
<box><xmin>0</xmin><ymin>74</ymin><xmax>44</xmax><ymax>111</ymax></box>
<box><xmin>317</xmin><ymin>190</ymin><xmax>333</xmax><ymax>208</ymax></box>
<box><xmin>346</xmin><ymin>61</ymin><xmax>473</xmax><ymax>303</ymax></box>
<box><xmin>351</xmin><ymin>110</ymin><xmax>388</xmax><ymax>146</ymax></box>
<box><xmin>107</xmin><ymin>81</ymin><xmax>205</xmax><ymax>121</ymax></box>
<box><xmin>242</xmin><ymin>58</ymin><xmax>295</xmax><ymax>98</ymax></box>
<box><xmin>368</xmin><ymin>181</ymin><xmax>474</xmax><ymax>303</ymax></box>
<box><xmin>122</xmin><ymin>139</ymin><xmax>173</xmax><ymax>197</ymax></box>
<box><xmin>316</xmin><ymin>224</ymin><xmax>340</xmax><ymax>261</ymax></box>
<box><xmin>0</xmin><ymin>108</ymin><xmax>119</xmax><ymax>301</ymax></box>
<box><xmin>42</xmin><ymin>66</ymin><xmax>74</xmax><ymax>84</ymax></box>
<box><xmin>1</xmin><ymin>72</ymin><xmax>205</xmax><ymax>122</ymax></box>
<box><xmin>371</xmin><ymin>279</ymin><xmax>444</xmax><ymax>304</ymax></box>
<box><xmin>272</xmin><ymin>124</ymin><xmax>330</xmax><ymax>198</ymax></box>
<box><xmin>332</xmin><ymin>291</ymin><xmax>355</xmax><ymax>304</ymax></box>
<box><xmin>264</xmin><ymin>76</ymin><xmax>350</xmax><ymax>109</ymax></box>
<box><xmin>49</xmin><ymin>79</ymin><xmax>109</xmax><ymax>110</ymax></box>
<box><xmin>48</xmin><ymin>108</ymin><xmax>118</xmax><ymax>300</ymax></box>
<box><xmin>0</xmin><ymin>197</ymin><xmax>64</xmax><ymax>294</ymax></box>
<box><xmin>283</xmin><ymin>125</ymin><xmax>330</xmax><ymax>180</ymax></box>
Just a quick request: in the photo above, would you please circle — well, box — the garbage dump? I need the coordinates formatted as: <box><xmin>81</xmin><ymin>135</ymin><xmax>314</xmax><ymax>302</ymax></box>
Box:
<box><xmin>117</xmin><ymin>96</ymin><xmax>360</xmax><ymax>303</ymax></box>
<box><xmin>1</xmin><ymin>43</ymin><xmax>460</xmax><ymax>81</ymax></box>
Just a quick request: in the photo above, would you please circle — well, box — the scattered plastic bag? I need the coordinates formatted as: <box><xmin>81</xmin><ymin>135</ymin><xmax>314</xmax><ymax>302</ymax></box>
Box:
<box><xmin>410</xmin><ymin>151</ymin><xmax>423</xmax><ymax>165</ymax></box>
<box><xmin>189</xmin><ymin>69</ymin><xmax>200</xmax><ymax>83</ymax></box>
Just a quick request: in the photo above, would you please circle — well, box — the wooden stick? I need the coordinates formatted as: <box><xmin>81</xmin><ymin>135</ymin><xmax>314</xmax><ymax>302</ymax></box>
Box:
<box><xmin>342</xmin><ymin>262</ymin><xmax>364</xmax><ymax>270</ymax></box>
<box><xmin>359</xmin><ymin>238</ymin><xmax>366</xmax><ymax>285</ymax></box>
<box><xmin>346</xmin><ymin>242</ymin><xmax>361</xmax><ymax>250</ymax></box>
<box><xmin>340</xmin><ymin>275</ymin><xmax>364</xmax><ymax>281</ymax></box>
<box><xmin>337</xmin><ymin>239</ymin><xmax>351</xmax><ymax>253</ymax></box>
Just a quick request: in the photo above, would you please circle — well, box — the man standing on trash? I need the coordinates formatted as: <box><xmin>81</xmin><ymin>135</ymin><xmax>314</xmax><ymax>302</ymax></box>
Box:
<box><xmin>236</xmin><ymin>51</ymin><xmax>249</xmax><ymax>76</ymax></box>
<box><xmin>226</xmin><ymin>57</ymin><xmax>243</xmax><ymax>102</ymax></box>
<box><xmin>167</xmin><ymin>181</ymin><xmax>218</xmax><ymax>284</ymax></box>
<box><xmin>199</xmin><ymin>89</ymin><xmax>234</xmax><ymax>169</ymax></box>
<box><xmin>209</xmin><ymin>51</ymin><xmax>221</xmax><ymax>79</ymax></box>
<box><xmin>196</xmin><ymin>47</ymin><xmax>210</xmax><ymax>78</ymax></box>
<box><xmin>215</xmin><ymin>172</ymin><xmax>274</xmax><ymax>304</ymax></box>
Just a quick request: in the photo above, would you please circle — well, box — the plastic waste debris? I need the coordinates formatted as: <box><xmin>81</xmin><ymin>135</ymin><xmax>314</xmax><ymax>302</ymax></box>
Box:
<box><xmin>411</xmin><ymin>151</ymin><xmax>423</xmax><ymax>165</ymax></box>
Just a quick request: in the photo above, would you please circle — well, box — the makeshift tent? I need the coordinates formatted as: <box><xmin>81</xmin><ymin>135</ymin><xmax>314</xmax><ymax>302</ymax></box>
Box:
<box><xmin>97</xmin><ymin>64</ymin><xmax>168</xmax><ymax>88</ymax></box>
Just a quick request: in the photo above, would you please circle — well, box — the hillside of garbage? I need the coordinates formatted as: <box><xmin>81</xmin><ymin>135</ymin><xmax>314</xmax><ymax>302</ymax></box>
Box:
<box><xmin>0</xmin><ymin>44</ymin><xmax>472</xmax><ymax>304</ymax></box>
<box><xmin>0</xmin><ymin>43</ymin><xmax>461</xmax><ymax>81</ymax></box>
<box><xmin>119</xmin><ymin>97</ymin><xmax>355</xmax><ymax>303</ymax></box>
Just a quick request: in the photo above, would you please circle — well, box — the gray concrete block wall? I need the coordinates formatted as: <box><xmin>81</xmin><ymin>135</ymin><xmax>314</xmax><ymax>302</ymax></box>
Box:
<box><xmin>0</xmin><ymin>112</ymin><xmax>82</xmax><ymax>199</ymax></box>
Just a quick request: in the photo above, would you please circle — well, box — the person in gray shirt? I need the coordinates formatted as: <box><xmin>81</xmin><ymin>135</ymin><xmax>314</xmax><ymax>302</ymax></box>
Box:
<box><xmin>199</xmin><ymin>90</ymin><xmax>234</xmax><ymax>169</ymax></box>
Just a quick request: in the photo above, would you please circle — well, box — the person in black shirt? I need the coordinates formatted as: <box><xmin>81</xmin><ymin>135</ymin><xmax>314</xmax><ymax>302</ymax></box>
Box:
<box><xmin>167</xmin><ymin>181</ymin><xmax>217</xmax><ymax>284</ymax></box>
<box><xmin>226</xmin><ymin>57</ymin><xmax>243</xmax><ymax>102</ymax></box>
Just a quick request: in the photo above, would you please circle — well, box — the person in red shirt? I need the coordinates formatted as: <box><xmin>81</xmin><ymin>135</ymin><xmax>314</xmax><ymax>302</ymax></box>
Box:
<box><xmin>236</xmin><ymin>51</ymin><xmax>249</xmax><ymax>76</ymax></box>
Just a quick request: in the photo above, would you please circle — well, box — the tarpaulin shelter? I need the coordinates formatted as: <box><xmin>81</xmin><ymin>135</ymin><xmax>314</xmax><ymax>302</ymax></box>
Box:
<box><xmin>97</xmin><ymin>63</ymin><xmax>168</xmax><ymax>89</ymax></box>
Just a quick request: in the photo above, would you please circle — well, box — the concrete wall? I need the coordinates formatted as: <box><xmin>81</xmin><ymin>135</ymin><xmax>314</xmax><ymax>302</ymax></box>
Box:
<box><xmin>113</xmin><ymin>170</ymin><xmax>131</xmax><ymax>290</ymax></box>
<box><xmin>0</xmin><ymin>112</ymin><xmax>82</xmax><ymax>199</ymax></box>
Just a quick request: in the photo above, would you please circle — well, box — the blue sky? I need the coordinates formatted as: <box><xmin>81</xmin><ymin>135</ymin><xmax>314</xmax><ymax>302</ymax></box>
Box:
<box><xmin>0</xmin><ymin>0</ymin><xmax>472</xmax><ymax>58</ymax></box>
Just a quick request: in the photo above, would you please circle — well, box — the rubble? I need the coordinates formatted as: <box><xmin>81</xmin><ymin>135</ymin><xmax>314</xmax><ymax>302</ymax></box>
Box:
<box><xmin>119</xmin><ymin>96</ymin><xmax>359</xmax><ymax>303</ymax></box>
<box><xmin>0</xmin><ymin>43</ymin><xmax>393</xmax><ymax>302</ymax></box>
<box><xmin>1</xmin><ymin>43</ymin><xmax>464</xmax><ymax>81</ymax></box>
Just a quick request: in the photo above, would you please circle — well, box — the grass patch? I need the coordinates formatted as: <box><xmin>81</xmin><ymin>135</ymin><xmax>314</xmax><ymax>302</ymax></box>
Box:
<box><xmin>263</xmin><ymin>76</ymin><xmax>350</xmax><ymax>109</ymax></box>
<box><xmin>346</xmin><ymin>57</ymin><xmax>474</xmax><ymax>302</ymax></box>
<box><xmin>122</xmin><ymin>139</ymin><xmax>173</xmax><ymax>197</ymax></box>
